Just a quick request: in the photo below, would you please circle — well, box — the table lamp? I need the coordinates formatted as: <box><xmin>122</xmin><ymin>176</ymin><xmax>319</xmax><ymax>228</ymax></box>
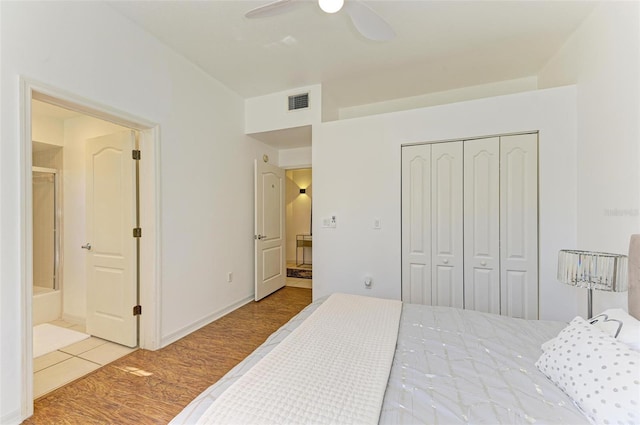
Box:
<box><xmin>557</xmin><ymin>249</ymin><xmax>628</xmax><ymax>318</ymax></box>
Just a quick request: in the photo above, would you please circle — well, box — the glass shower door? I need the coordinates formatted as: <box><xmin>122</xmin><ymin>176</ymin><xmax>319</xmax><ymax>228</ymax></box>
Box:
<box><xmin>32</xmin><ymin>167</ymin><xmax>59</xmax><ymax>292</ymax></box>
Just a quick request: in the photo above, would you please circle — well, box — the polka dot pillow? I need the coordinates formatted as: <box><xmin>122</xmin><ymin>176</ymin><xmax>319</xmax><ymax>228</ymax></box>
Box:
<box><xmin>590</xmin><ymin>309</ymin><xmax>640</xmax><ymax>352</ymax></box>
<box><xmin>536</xmin><ymin>316</ymin><xmax>640</xmax><ymax>425</ymax></box>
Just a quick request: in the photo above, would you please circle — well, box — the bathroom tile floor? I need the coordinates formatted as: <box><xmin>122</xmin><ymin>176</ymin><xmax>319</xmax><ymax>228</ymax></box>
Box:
<box><xmin>33</xmin><ymin>320</ymin><xmax>137</xmax><ymax>398</ymax></box>
<box><xmin>285</xmin><ymin>276</ymin><xmax>312</xmax><ymax>289</ymax></box>
<box><xmin>285</xmin><ymin>262</ymin><xmax>312</xmax><ymax>289</ymax></box>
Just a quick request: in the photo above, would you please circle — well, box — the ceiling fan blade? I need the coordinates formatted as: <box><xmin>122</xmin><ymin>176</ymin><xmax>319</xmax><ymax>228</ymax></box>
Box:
<box><xmin>344</xmin><ymin>0</ymin><xmax>395</xmax><ymax>41</ymax></box>
<box><xmin>245</xmin><ymin>0</ymin><xmax>297</xmax><ymax>19</ymax></box>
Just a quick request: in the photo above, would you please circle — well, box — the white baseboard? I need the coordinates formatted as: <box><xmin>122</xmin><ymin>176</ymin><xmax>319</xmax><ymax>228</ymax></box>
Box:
<box><xmin>61</xmin><ymin>313</ymin><xmax>86</xmax><ymax>327</ymax></box>
<box><xmin>1</xmin><ymin>408</ymin><xmax>22</xmax><ymax>425</ymax></box>
<box><xmin>160</xmin><ymin>295</ymin><xmax>254</xmax><ymax>348</ymax></box>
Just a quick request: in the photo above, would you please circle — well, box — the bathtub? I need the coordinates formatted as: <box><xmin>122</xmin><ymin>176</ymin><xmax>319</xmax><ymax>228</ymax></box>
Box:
<box><xmin>33</xmin><ymin>286</ymin><xmax>62</xmax><ymax>325</ymax></box>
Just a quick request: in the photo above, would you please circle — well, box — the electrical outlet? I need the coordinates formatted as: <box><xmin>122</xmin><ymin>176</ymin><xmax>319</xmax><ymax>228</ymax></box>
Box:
<box><xmin>227</xmin><ymin>272</ymin><xmax>233</xmax><ymax>283</ymax></box>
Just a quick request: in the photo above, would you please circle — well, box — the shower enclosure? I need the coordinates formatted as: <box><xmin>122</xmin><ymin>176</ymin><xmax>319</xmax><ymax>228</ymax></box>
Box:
<box><xmin>32</xmin><ymin>167</ymin><xmax>60</xmax><ymax>295</ymax></box>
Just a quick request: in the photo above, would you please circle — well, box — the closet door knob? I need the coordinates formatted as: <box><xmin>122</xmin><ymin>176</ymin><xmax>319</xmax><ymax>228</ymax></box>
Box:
<box><xmin>81</xmin><ymin>243</ymin><xmax>92</xmax><ymax>251</ymax></box>
<box><xmin>442</xmin><ymin>258</ymin><xmax>449</xmax><ymax>264</ymax></box>
<box><xmin>481</xmin><ymin>261</ymin><xmax>487</xmax><ymax>266</ymax></box>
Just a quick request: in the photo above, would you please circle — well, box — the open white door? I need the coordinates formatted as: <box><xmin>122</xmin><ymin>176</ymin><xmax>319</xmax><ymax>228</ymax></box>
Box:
<box><xmin>85</xmin><ymin>130</ymin><xmax>137</xmax><ymax>347</ymax></box>
<box><xmin>255</xmin><ymin>160</ymin><xmax>286</xmax><ymax>301</ymax></box>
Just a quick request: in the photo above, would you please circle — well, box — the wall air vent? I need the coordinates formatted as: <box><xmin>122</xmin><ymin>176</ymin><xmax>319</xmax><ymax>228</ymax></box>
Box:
<box><xmin>288</xmin><ymin>93</ymin><xmax>309</xmax><ymax>111</ymax></box>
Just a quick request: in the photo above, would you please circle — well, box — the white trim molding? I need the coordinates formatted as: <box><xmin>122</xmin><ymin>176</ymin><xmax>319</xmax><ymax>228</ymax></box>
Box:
<box><xmin>18</xmin><ymin>77</ymin><xmax>162</xmax><ymax>420</ymax></box>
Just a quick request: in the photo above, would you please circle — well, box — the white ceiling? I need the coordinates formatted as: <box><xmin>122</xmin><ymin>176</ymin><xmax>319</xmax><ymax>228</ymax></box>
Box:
<box><xmin>107</xmin><ymin>0</ymin><xmax>596</xmax><ymax>110</ymax></box>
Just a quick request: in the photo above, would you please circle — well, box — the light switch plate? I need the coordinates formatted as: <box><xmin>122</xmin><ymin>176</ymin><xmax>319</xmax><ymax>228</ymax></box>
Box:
<box><xmin>323</xmin><ymin>216</ymin><xmax>337</xmax><ymax>228</ymax></box>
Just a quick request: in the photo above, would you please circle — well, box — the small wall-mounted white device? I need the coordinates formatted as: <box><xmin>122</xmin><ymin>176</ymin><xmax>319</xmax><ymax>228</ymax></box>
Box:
<box><xmin>322</xmin><ymin>215</ymin><xmax>337</xmax><ymax>228</ymax></box>
<box><xmin>364</xmin><ymin>276</ymin><xmax>373</xmax><ymax>288</ymax></box>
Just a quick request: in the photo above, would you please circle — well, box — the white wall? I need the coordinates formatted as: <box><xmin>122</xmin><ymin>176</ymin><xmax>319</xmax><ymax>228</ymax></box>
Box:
<box><xmin>0</xmin><ymin>2</ymin><xmax>276</xmax><ymax>422</ymax></box>
<box><xmin>339</xmin><ymin>76</ymin><xmax>539</xmax><ymax>120</ymax></box>
<box><xmin>245</xmin><ymin>84</ymin><xmax>322</xmax><ymax>134</ymax></box>
<box><xmin>312</xmin><ymin>1</ymin><xmax>639</xmax><ymax>322</ymax></box>
<box><xmin>538</xmin><ymin>2</ymin><xmax>640</xmax><ymax>314</ymax></box>
<box><xmin>32</xmin><ymin>115</ymin><xmax>64</xmax><ymax>146</ymax></box>
<box><xmin>279</xmin><ymin>146</ymin><xmax>312</xmax><ymax>169</ymax></box>
<box><xmin>313</xmin><ymin>87</ymin><xmax>579</xmax><ymax>321</ymax></box>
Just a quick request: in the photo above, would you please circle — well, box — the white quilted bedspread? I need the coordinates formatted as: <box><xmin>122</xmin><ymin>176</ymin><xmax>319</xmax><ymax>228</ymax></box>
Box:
<box><xmin>196</xmin><ymin>293</ymin><xmax>402</xmax><ymax>425</ymax></box>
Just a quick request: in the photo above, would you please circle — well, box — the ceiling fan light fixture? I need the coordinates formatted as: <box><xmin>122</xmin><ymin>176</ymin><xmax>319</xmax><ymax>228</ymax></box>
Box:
<box><xmin>318</xmin><ymin>0</ymin><xmax>344</xmax><ymax>14</ymax></box>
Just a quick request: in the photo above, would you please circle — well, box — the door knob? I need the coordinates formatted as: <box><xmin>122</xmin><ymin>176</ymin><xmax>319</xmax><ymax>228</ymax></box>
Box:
<box><xmin>81</xmin><ymin>243</ymin><xmax>92</xmax><ymax>250</ymax></box>
<box><xmin>255</xmin><ymin>234</ymin><xmax>267</xmax><ymax>240</ymax></box>
<box><xmin>481</xmin><ymin>261</ymin><xmax>487</xmax><ymax>266</ymax></box>
<box><xmin>442</xmin><ymin>258</ymin><xmax>449</xmax><ymax>264</ymax></box>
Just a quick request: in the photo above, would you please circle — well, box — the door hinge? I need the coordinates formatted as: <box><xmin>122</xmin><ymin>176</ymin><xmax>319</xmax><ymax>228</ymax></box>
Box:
<box><xmin>132</xmin><ymin>150</ymin><xmax>141</xmax><ymax>160</ymax></box>
<box><xmin>133</xmin><ymin>227</ymin><xmax>142</xmax><ymax>238</ymax></box>
<box><xmin>133</xmin><ymin>305</ymin><xmax>142</xmax><ymax>316</ymax></box>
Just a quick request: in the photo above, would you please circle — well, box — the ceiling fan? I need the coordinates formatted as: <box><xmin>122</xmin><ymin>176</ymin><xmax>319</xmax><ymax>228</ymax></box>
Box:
<box><xmin>245</xmin><ymin>0</ymin><xmax>396</xmax><ymax>42</ymax></box>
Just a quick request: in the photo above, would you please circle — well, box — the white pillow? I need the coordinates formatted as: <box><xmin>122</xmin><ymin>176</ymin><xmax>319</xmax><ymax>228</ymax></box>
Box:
<box><xmin>590</xmin><ymin>308</ymin><xmax>640</xmax><ymax>352</ymax></box>
<box><xmin>536</xmin><ymin>317</ymin><xmax>640</xmax><ymax>425</ymax></box>
<box><xmin>540</xmin><ymin>309</ymin><xmax>640</xmax><ymax>353</ymax></box>
<box><xmin>540</xmin><ymin>334</ymin><xmax>557</xmax><ymax>352</ymax></box>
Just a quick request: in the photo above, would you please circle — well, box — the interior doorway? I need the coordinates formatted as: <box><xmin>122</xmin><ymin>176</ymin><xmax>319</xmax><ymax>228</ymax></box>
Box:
<box><xmin>21</xmin><ymin>81</ymin><xmax>160</xmax><ymax>417</ymax></box>
<box><xmin>285</xmin><ymin>168</ymin><xmax>312</xmax><ymax>289</ymax></box>
<box><xmin>31</xmin><ymin>101</ymin><xmax>139</xmax><ymax>398</ymax></box>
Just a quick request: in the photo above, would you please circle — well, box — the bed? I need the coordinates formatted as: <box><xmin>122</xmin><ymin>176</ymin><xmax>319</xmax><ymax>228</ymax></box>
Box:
<box><xmin>172</xmin><ymin>236</ymin><xmax>640</xmax><ymax>424</ymax></box>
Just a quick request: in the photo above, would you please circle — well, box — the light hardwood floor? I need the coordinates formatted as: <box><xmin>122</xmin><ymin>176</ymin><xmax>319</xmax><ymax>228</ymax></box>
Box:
<box><xmin>23</xmin><ymin>287</ymin><xmax>312</xmax><ymax>424</ymax></box>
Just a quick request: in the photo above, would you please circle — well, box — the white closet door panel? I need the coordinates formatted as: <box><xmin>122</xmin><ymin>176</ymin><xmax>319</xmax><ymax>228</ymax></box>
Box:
<box><xmin>431</xmin><ymin>142</ymin><xmax>463</xmax><ymax>308</ymax></box>
<box><xmin>470</xmin><ymin>268</ymin><xmax>500</xmax><ymax>314</ymax></box>
<box><xmin>434</xmin><ymin>265</ymin><xmax>459</xmax><ymax>307</ymax></box>
<box><xmin>409</xmin><ymin>264</ymin><xmax>429</xmax><ymax>305</ymax></box>
<box><xmin>500</xmin><ymin>134</ymin><xmax>538</xmax><ymax>319</ymax></box>
<box><xmin>401</xmin><ymin>145</ymin><xmax>432</xmax><ymax>304</ymax></box>
<box><xmin>504</xmin><ymin>270</ymin><xmax>526</xmax><ymax>318</ymax></box>
<box><xmin>463</xmin><ymin>137</ymin><xmax>500</xmax><ymax>314</ymax></box>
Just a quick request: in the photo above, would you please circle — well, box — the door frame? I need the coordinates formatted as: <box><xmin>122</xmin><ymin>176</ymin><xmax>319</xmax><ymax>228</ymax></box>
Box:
<box><xmin>19</xmin><ymin>78</ymin><xmax>162</xmax><ymax>418</ymax></box>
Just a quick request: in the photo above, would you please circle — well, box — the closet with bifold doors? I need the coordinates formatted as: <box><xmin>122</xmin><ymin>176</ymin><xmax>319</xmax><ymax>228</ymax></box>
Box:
<box><xmin>401</xmin><ymin>133</ymin><xmax>538</xmax><ymax>319</ymax></box>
